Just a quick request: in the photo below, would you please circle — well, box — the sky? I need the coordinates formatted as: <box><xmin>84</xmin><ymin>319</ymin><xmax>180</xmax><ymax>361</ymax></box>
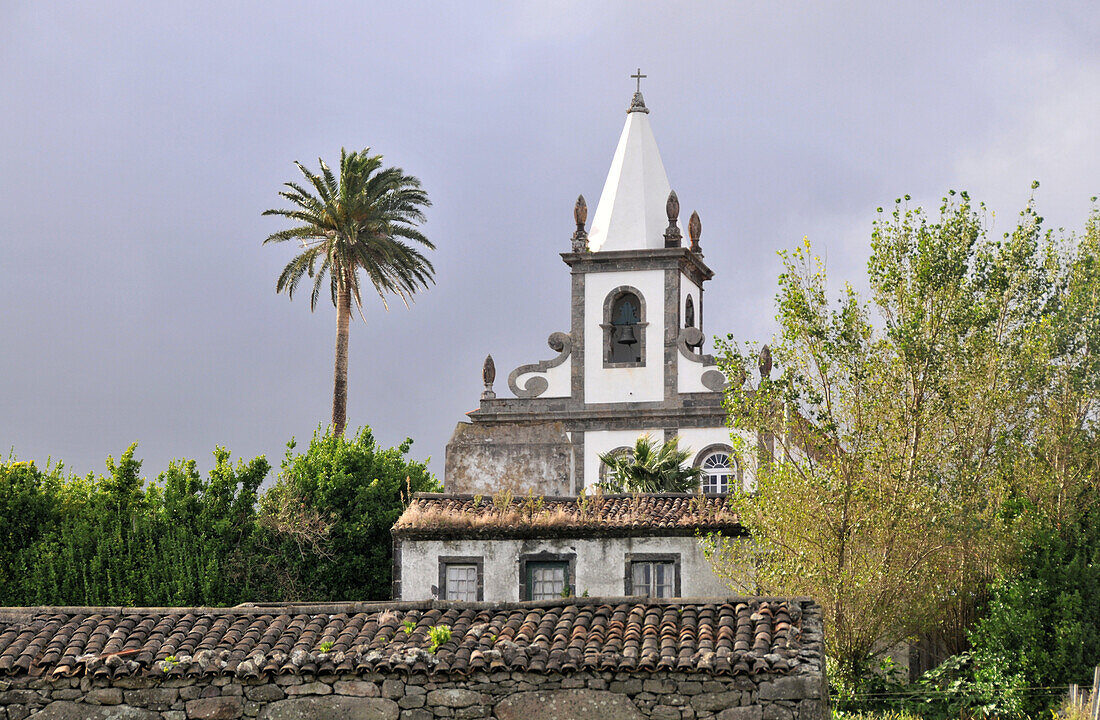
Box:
<box><xmin>1</xmin><ymin>1</ymin><xmax>1097</xmax><ymax>482</ymax></box>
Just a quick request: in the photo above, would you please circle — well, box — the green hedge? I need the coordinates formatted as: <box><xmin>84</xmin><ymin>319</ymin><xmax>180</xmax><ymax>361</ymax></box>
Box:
<box><xmin>0</xmin><ymin>427</ymin><xmax>439</xmax><ymax>607</ymax></box>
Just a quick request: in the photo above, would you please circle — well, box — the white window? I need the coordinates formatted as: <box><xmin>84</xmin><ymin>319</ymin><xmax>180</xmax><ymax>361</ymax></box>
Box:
<box><xmin>701</xmin><ymin>451</ymin><xmax>733</xmax><ymax>494</ymax></box>
<box><xmin>444</xmin><ymin>564</ymin><xmax>478</xmax><ymax>601</ymax></box>
<box><xmin>631</xmin><ymin>561</ymin><xmax>676</xmax><ymax>598</ymax></box>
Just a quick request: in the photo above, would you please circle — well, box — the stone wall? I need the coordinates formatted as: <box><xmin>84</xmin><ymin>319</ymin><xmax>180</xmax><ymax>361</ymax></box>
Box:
<box><xmin>444</xmin><ymin>421</ymin><xmax>572</xmax><ymax>496</ymax></box>
<box><xmin>0</xmin><ymin>667</ymin><xmax>825</xmax><ymax>720</ymax></box>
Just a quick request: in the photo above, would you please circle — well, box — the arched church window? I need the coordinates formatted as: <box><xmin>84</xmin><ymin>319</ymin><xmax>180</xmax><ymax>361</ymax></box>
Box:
<box><xmin>695</xmin><ymin>446</ymin><xmax>736</xmax><ymax>495</ymax></box>
<box><xmin>685</xmin><ymin>295</ymin><xmax>695</xmax><ymax>328</ymax></box>
<box><xmin>603</xmin><ymin>287</ymin><xmax>646</xmax><ymax>366</ymax></box>
<box><xmin>598</xmin><ymin>446</ymin><xmax>634</xmax><ymax>484</ymax></box>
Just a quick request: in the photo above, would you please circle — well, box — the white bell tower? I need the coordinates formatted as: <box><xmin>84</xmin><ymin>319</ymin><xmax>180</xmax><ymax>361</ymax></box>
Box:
<box><xmin>449</xmin><ymin>77</ymin><xmax>750</xmax><ymax>495</ymax></box>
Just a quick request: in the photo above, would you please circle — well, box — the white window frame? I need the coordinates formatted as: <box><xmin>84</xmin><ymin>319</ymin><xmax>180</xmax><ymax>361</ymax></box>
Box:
<box><xmin>697</xmin><ymin>447</ymin><xmax>735</xmax><ymax>495</ymax></box>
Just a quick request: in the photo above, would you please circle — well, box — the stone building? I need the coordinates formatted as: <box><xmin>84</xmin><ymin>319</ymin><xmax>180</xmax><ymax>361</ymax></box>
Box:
<box><xmin>446</xmin><ymin>87</ymin><xmax>749</xmax><ymax>497</ymax></box>
<box><xmin>392</xmin><ymin>494</ymin><xmax>742</xmax><ymax>603</ymax></box>
<box><xmin>0</xmin><ymin>596</ymin><xmax>827</xmax><ymax>720</ymax></box>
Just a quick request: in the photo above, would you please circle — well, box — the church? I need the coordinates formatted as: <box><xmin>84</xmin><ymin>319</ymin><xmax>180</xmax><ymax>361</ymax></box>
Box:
<box><xmin>392</xmin><ymin>79</ymin><xmax>760</xmax><ymax>604</ymax></box>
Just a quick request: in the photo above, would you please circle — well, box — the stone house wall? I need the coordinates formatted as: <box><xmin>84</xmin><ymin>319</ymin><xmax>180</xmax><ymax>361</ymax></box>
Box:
<box><xmin>397</xmin><ymin>536</ymin><xmax>733</xmax><ymax>602</ymax></box>
<box><xmin>0</xmin><ymin>667</ymin><xmax>825</xmax><ymax>720</ymax></box>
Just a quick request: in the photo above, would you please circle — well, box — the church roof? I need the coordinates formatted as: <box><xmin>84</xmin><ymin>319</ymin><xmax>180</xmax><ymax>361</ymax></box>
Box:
<box><xmin>586</xmin><ymin>92</ymin><xmax>676</xmax><ymax>252</ymax></box>
<box><xmin>0</xmin><ymin>597</ymin><xmax>821</xmax><ymax>678</ymax></box>
<box><xmin>392</xmin><ymin>492</ymin><xmax>742</xmax><ymax>539</ymax></box>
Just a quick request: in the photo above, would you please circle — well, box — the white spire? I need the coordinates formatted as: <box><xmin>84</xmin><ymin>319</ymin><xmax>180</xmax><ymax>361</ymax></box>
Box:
<box><xmin>586</xmin><ymin>93</ymin><xmax>675</xmax><ymax>253</ymax></box>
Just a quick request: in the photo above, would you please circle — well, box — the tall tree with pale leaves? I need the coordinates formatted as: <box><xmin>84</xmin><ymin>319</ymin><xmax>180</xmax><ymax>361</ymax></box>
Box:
<box><xmin>264</xmin><ymin>149</ymin><xmax>434</xmax><ymax>436</ymax></box>
<box><xmin>706</xmin><ymin>190</ymin><xmax>1100</xmax><ymax>684</ymax></box>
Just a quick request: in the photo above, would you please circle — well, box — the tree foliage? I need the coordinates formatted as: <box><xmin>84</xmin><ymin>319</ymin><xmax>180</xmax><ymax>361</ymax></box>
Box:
<box><xmin>965</xmin><ymin>508</ymin><xmax>1100</xmax><ymax>716</ymax></box>
<box><xmin>596</xmin><ymin>435</ymin><xmax>701</xmax><ymax>493</ymax></box>
<box><xmin>256</xmin><ymin>427</ymin><xmax>441</xmax><ymax>601</ymax></box>
<box><xmin>0</xmin><ymin>426</ymin><xmax>438</xmax><ymax>606</ymax></box>
<box><xmin>0</xmin><ymin>446</ymin><xmax>268</xmax><ymax>606</ymax></box>
<box><xmin>706</xmin><ymin>191</ymin><xmax>1100</xmax><ymax>686</ymax></box>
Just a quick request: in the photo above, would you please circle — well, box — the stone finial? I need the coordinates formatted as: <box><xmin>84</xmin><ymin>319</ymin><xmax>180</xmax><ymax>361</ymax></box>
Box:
<box><xmin>482</xmin><ymin>354</ymin><xmax>496</xmax><ymax>399</ymax></box>
<box><xmin>571</xmin><ymin>195</ymin><xmax>589</xmax><ymax>252</ymax></box>
<box><xmin>688</xmin><ymin>211</ymin><xmax>702</xmax><ymax>256</ymax></box>
<box><xmin>759</xmin><ymin>345</ymin><xmax>772</xmax><ymax>379</ymax></box>
<box><xmin>666</xmin><ymin>190</ymin><xmax>680</xmax><ymax>221</ymax></box>
<box><xmin>628</xmin><ymin>92</ymin><xmax>649</xmax><ymax>114</ymax></box>
<box><xmin>664</xmin><ymin>191</ymin><xmax>682</xmax><ymax>248</ymax></box>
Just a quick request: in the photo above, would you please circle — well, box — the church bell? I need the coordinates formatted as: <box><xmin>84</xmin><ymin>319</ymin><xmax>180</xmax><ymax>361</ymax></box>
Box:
<box><xmin>618</xmin><ymin>325</ymin><xmax>638</xmax><ymax>346</ymax></box>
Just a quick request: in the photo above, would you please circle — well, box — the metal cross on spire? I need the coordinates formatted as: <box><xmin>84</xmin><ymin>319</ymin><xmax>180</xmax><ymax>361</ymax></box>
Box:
<box><xmin>627</xmin><ymin>68</ymin><xmax>650</xmax><ymax>114</ymax></box>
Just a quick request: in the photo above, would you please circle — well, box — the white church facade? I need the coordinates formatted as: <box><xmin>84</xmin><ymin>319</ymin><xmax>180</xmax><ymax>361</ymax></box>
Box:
<box><xmin>392</xmin><ymin>84</ymin><xmax>757</xmax><ymax>604</ymax></box>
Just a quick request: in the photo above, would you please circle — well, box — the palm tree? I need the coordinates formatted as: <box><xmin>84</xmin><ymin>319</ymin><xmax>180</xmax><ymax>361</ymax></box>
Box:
<box><xmin>263</xmin><ymin>148</ymin><xmax>434</xmax><ymax>436</ymax></box>
<box><xmin>597</xmin><ymin>435</ymin><xmax>701</xmax><ymax>493</ymax></box>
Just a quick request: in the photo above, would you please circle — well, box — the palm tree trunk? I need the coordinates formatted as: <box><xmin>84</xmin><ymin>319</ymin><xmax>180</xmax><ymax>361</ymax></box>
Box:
<box><xmin>332</xmin><ymin>286</ymin><xmax>351</xmax><ymax>436</ymax></box>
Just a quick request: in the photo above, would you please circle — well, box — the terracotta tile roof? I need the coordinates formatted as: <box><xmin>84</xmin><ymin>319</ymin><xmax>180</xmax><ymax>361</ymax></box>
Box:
<box><xmin>392</xmin><ymin>493</ymin><xmax>743</xmax><ymax>539</ymax></box>
<box><xmin>0</xmin><ymin>597</ymin><xmax>820</xmax><ymax>679</ymax></box>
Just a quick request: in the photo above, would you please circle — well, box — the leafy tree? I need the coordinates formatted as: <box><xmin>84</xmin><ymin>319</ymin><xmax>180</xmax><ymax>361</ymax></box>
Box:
<box><xmin>263</xmin><ymin>148</ymin><xmax>435</xmax><ymax>436</ymax></box>
<box><xmin>965</xmin><ymin>509</ymin><xmax>1100</xmax><ymax>717</ymax></box>
<box><xmin>257</xmin><ymin>426</ymin><xmax>441</xmax><ymax>601</ymax></box>
<box><xmin>597</xmin><ymin>435</ymin><xmax>701</xmax><ymax>493</ymax></box>
<box><xmin>705</xmin><ymin>191</ymin><xmax>1099</xmax><ymax>684</ymax></box>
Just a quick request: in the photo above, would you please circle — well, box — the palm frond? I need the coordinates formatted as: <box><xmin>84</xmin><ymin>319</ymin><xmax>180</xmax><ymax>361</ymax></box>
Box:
<box><xmin>597</xmin><ymin>435</ymin><xmax>702</xmax><ymax>493</ymax></box>
<box><xmin>276</xmin><ymin>249</ymin><xmax>321</xmax><ymax>298</ymax></box>
<box><xmin>310</xmin><ymin>254</ymin><xmax>333</xmax><ymax>311</ymax></box>
<box><xmin>264</xmin><ymin>150</ymin><xmax>434</xmax><ymax>314</ymax></box>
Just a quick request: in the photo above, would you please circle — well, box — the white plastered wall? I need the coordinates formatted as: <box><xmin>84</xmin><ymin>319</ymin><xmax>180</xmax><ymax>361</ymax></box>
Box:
<box><xmin>398</xmin><ymin>536</ymin><xmax>733</xmax><ymax>602</ymax></box>
<box><xmin>510</xmin><ymin>356</ymin><xmax>571</xmax><ymax>398</ymax></box>
<box><xmin>584</xmin><ymin>270</ymin><xmax>665</xmax><ymax>405</ymax></box>
<box><xmin>583</xmin><ymin>428</ymin><xmax>660</xmax><ymax>489</ymax></box>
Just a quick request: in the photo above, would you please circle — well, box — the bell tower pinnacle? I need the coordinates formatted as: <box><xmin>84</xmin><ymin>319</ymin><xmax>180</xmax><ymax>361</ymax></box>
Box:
<box><xmin>587</xmin><ymin>73</ymin><xmax>673</xmax><ymax>252</ymax></box>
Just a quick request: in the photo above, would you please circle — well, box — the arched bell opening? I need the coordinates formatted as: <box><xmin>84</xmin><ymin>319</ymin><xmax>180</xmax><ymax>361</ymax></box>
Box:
<box><xmin>601</xmin><ymin>286</ymin><xmax>648</xmax><ymax>367</ymax></box>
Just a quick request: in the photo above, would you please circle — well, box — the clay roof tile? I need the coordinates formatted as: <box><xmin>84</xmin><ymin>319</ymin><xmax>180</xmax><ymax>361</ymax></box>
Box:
<box><xmin>0</xmin><ymin>597</ymin><xmax>819</xmax><ymax>680</ymax></box>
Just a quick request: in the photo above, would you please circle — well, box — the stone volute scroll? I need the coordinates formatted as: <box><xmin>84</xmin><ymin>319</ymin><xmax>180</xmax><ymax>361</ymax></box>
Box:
<box><xmin>688</xmin><ymin>210</ymin><xmax>702</xmax><ymax>256</ymax></box>
<box><xmin>571</xmin><ymin>195</ymin><xmax>589</xmax><ymax>252</ymax></box>
<box><xmin>507</xmin><ymin>332</ymin><xmax>573</xmax><ymax>398</ymax></box>
<box><xmin>676</xmin><ymin>326</ymin><xmax>727</xmax><ymax>392</ymax></box>
<box><xmin>481</xmin><ymin>354</ymin><xmax>496</xmax><ymax>400</ymax></box>
<box><xmin>664</xmin><ymin>190</ymin><xmax>682</xmax><ymax>248</ymax></box>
